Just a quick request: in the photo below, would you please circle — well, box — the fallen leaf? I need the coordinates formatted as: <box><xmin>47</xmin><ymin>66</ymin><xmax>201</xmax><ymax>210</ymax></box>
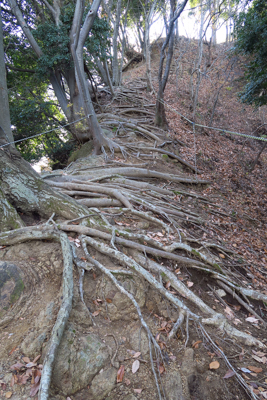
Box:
<box><xmin>209</xmin><ymin>361</ymin><xmax>220</xmax><ymax>369</ymax></box>
<box><xmin>5</xmin><ymin>392</ymin><xmax>12</xmax><ymax>399</ymax></box>
<box><xmin>133</xmin><ymin>388</ymin><xmax>143</xmax><ymax>394</ymax></box>
<box><xmin>10</xmin><ymin>363</ymin><xmax>24</xmax><ymax>370</ymax></box>
<box><xmin>240</xmin><ymin>367</ymin><xmax>251</xmax><ymax>373</ymax></box>
<box><xmin>106</xmin><ymin>298</ymin><xmax>112</xmax><ymax>303</ymax></box>
<box><xmin>33</xmin><ymin>355</ymin><xmax>41</xmax><ymax>364</ymax></box>
<box><xmin>19</xmin><ymin>374</ymin><xmax>29</xmax><ymax>385</ymax></box>
<box><xmin>8</xmin><ymin>347</ymin><xmax>17</xmax><ymax>356</ymax></box>
<box><xmin>223</xmin><ymin>370</ymin><xmax>235</xmax><ymax>379</ymax></box>
<box><xmin>124</xmin><ymin>378</ymin><xmax>131</xmax><ymax>386</ymax></box>
<box><xmin>30</xmin><ymin>381</ymin><xmax>40</xmax><ymax>397</ymax></box>
<box><xmin>245</xmin><ymin>316</ymin><xmax>259</xmax><ymax>324</ymax></box>
<box><xmin>224</xmin><ymin>306</ymin><xmax>234</xmax><ymax>320</ymax></box>
<box><xmin>192</xmin><ymin>340</ymin><xmax>202</xmax><ymax>349</ymax></box>
<box><xmin>158</xmin><ymin>363</ymin><xmax>165</xmax><ymax>374</ymax></box>
<box><xmin>117</xmin><ymin>365</ymin><xmax>125</xmax><ymax>383</ymax></box>
<box><xmin>252</xmin><ymin>355</ymin><xmax>267</xmax><ymax>364</ymax></box>
<box><xmin>187</xmin><ymin>281</ymin><xmax>194</xmax><ymax>288</ymax></box>
<box><xmin>233</xmin><ymin>318</ymin><xmax>242</xmax><ymax>325</ymax></box>
<box><xmin>248</xmin><ymin>366</ymin><xmax>262</xmax><ymax>373</ymax></box>
<box><xmin>22</xmin><ymin>357</ymin><xmax>31</xmax><ymax>364</ymax></box>
<box><xmin>92</xmin><ymin>310</ymin><xmax>100</xmax><ymax>317</ymax></box>
<box><xmin>25</xmin><ymin>362</ymin><xmax>37</xmax><ymax>369</ymax></box>
<box><xmin>132</xmin><ymin>360</ymin><xmax>140</xmax><ymax>374</ymax></box>
<box><xmin>165</xmin><ymin>281</ymin><xmax>171</xmax><ymax>289</ymax></box>
<box><xmin>252</xmin><ymin>350</ymin><xmax>266</xmax><ymax>357</ymax></box>
<box><xmin>219</xmin><ymin>253</ymin><xmax>225</xmax><ymax>258</ymax></box>
<box><xmin>132</xmin><ymin>352</ymin><xmax>141</xmax><ymax>358</ymax></box>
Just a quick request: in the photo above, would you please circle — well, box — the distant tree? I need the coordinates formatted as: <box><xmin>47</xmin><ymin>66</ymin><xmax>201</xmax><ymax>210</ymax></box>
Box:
<box><xmin>234</xmin><ymin>0</ymin><xmax>267</xmax><ymax>107</ymax></box>
<box><xmin>155</xmin><ymin>0</ymin><xmax>188</xmax><ymax>128</ymax></box>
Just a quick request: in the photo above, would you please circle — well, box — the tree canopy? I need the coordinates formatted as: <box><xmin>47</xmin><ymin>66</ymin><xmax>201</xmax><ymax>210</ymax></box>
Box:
<box><xmin>235</xmin><ymin>0</ymin><xmax>267</xmax><ymax>107</ymax></box>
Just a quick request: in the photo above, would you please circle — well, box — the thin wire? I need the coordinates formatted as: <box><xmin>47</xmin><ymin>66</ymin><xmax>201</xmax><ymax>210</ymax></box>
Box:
<box><xmin>0</xmin><ymin>115</ymin><xmax>90</xmax><ymax>149</ymax></box>
<box><xmin>158</xmin><ymin>98</ymin><xmax>267</xmax><ymax>142</ymax></box>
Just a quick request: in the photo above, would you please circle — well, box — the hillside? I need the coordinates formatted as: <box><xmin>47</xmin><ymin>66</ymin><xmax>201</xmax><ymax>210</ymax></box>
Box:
<box><xmin>0</xmin><ymin>38</ymin><xmax>266</xmax><ymax>400</ymax></box>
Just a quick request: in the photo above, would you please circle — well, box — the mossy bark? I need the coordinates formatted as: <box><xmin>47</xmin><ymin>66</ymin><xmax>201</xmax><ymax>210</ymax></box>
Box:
<box><xmin>0</xmin><ymin>150</ymin><xmax>88</xmax><ymax>232</ymax></box>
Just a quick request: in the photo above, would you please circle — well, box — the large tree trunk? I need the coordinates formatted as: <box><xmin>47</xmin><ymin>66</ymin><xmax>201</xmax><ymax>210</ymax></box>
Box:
<box><xmin>0</xmin><ymin>150</ymin><xmax>88</xmax><ymax>232</ymax></box>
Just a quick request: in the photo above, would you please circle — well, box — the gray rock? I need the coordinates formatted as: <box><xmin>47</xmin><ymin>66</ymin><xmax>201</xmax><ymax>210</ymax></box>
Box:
<box><xmin>93</xmin><ymin>275</ymin><xmax>146</xmax><ymax>322</ymax></box>
<box><xmin>21</xmin><ymin>331</ymin><xmax>47</xmax><ymax>358</ymax></box>
<box><xmin>0</xmin><ymin>262</ymin><xmax>24</xmax><ymax>313</ymax></box>
<box><xmin>69</xmin><ymin>301</ymin><xmax>93</xmax><ymax>328</ymax></box>
<box><xmin>90</xmin><ymin>366</ymin><xmax>117</xmax><ymax>400</ymax></box>
<box><xmin>124</xmin><ymin>395</ymin><xmax>138</xmax><ymax>400</ymax></box>
<box><xmin>52</xmin><ymin>324</ymin><xmax>109</xmax><ymax>395</ymax></box>
<box><xmin>128</xmin><ymin>324</ymin><xmax>150</xmax><ymax>357</ymax></box>
<box><xmin>181</xmin><ymin>348</ymin><xmax>196</xmax><ymax>376</ymax></box>
<box><xmin>163</xmin><ymin>370</ymin><xmax>185</xmax><ymax>400</ymax></box>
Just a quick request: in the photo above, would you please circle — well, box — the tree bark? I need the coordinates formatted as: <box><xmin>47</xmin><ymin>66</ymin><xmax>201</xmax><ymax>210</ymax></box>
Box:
<box><xmin>0</xmin><ymin>7</ymin><xmax>14</xmax><ymax>145</ymax></box>
<box><xmin>0</xmin><ymin>150</ymin><xmax>89</xmax><ymax>232</ymax></box>
<box><xmin>112</xmin><ymin>0</ymin><xmax>122</xmax><ymax>86</ymax></box>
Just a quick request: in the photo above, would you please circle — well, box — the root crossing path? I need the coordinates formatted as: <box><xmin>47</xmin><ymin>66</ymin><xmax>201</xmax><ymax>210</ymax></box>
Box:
<box><xmin>0</xmin><ymin>82</ymin><xmax>266</xmax><ymax>400</ymax></box>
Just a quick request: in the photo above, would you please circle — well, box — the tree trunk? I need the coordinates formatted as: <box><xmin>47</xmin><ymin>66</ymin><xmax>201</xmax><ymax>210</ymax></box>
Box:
<box><xmin>155</xmin><ymin>0</ymin><xmax>188</xmax><ymax>128</ymax></box>
<box><xmin>112</xmin><ymin>0</ymin><xmax>122</xmax><ymax>86</ymax></box>
<box><xmin>0</xmin><ymin>7</ymin><xmax>14</xmax><ymax>146</ymax></box>
<box><xmin>119</xmin><ymin>0</ymin><xmax>129</xmax><ymax>86</ymax></box>
<box><xmin>0</xmin><ymin>150</ymin><xmax>88</xmax><ymax>232</ymax></box>
<box><xmin>192</xmin><ymin>0</ymin><xmax>204</xmax><ymax>121</ymax></box>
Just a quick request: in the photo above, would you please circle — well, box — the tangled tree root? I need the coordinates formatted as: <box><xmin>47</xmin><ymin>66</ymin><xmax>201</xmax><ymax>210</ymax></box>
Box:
<box><xmin>1</xmin><ymin>192</ymin><xmax>266</xmax><ymax>399</ymax></box>
<box><xmin>1</xmin><ymin>102</ymin><xmax>266</xmax><ymax>399</ymax></box>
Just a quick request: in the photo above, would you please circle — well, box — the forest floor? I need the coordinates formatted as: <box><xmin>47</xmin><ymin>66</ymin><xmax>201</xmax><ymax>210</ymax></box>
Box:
<box><xmin>0</xmin><ymin>38</ymin><xmax>266</xmax><ymax>400</ymax></box>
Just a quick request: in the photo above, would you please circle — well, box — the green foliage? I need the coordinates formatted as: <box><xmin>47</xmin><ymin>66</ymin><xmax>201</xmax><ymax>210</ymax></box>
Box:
<box><xmin>34</xmin><ymin>22</ymin><xmax>71</xmax><ymax>77</ymax></box>
<box><xmin>85</xmin><ymin>14</ymin><xmax>111</xmax><ymax>63</ymax></box>
<box><xmin>235</xmin><ymin>0</ymin><xmax>267</xmax><ymax>107</ymax></box>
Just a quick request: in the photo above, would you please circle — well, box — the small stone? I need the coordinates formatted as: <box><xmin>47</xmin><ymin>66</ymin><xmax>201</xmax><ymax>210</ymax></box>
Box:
<box><xmin>215</xmin><ymin>289</ymin><xmax>226</xmax><ymax>297</ymax></box>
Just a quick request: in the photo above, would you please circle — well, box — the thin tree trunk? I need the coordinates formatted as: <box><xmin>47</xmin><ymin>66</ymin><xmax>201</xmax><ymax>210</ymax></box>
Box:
<box><xmin>192</xmin><ymin>0</ymin><xmax>204</xmax><ymax>121</ymax></box>
<box><xmin>119</xmin><ymin>0</ymin><xmax>129</xmax><ymax>86</ymax></box>
<box><xmin>155</xmin><ymin>0</ymin><xmax>188</xmax><ymax>128</ymax></box>
<box><xmin>112</xmin><ymin>0</ymin><xmax>122</xmax><ymax>86</ymax></box>
<box><xmin>144</xmin><ymin>0</ymin><xmax>157</xmax><ymax>92</ymax></box>
<box><xmin>0</xmin><ymin>7</ymin><xmax>14</xmax><ymax>145</ymax></box>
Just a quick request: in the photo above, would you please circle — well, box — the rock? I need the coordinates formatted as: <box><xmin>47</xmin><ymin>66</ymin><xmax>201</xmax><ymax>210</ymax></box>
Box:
<box><xmin>21</xmin><ymin>331</ymin><xmax>47</xmax><ymax>358</ymax></box>
<box><xmin>215</xmin><ymin>289</ymin><xmax>226</xmax><ymax>298</ymax></box>
<box><xmin>52</xmin><ymin>324</ymin><xmax>109</xmax><ymax>395</ymax></box>
<box><xmin>0</xmin><ymin>262</ymin><xmax>24</xmax><ymax>314</ymax></box>
<box><xmin>68</xmin><ymin>141</ymin><xmax>94</xmax><ymax>164</ymax></box>
<box><xmin>128</xmin><ymin>324</ymin><xmax>150</xmax><ymax>358</ymax></box>
<box><xmin>181</xmin><ymin>348</ymin><xmax>196</xmax><ymax>376</ymax></box>
<box><xmin>90</xmin><ymin>366</ymin><xmax>117</xmax><ymax>400</ymax></box>
<box><xmin>124</xmin><ymin>395</ymin><xmax>138</xmax><ymax>400</ymax></box>
<box><xmin>92</xmin><ymin>275</ymin><xmax>146</xmax><ymax>322</ymax></box>
<box><xmin>69</xmin><ymin>301</ymin><xmax>93</xmax><ymax>328</ymax></box>
<box><xmin>163</xmin><ymin>370</ymin><xmax>184</xmax><ymax>400</ymax></box>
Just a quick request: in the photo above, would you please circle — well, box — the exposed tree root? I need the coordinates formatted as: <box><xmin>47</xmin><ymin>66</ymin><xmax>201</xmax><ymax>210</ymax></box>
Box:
<box><xmin>0</xmin><ymin>226</ymin><xmax>74</xmax><ymax>400</ymax></box>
